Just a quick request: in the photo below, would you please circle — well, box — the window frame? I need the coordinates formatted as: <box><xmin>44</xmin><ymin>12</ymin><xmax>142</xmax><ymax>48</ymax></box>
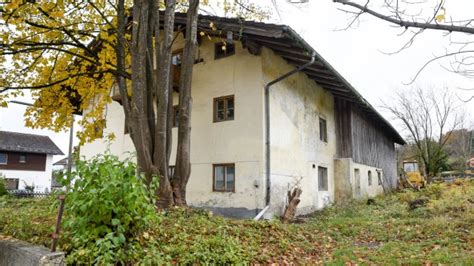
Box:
<box><xmin>213</xmin><ymin>95</ymin><xmax>235</xmax><ymax>123</ymax></box>
<box><xmin>0</xmin><ymin>153</ymin><xmax>7</xmax><ymax>165</ymax></box>
<box><xmin>214</xmin><ymin>42</ymin><xmax>235</xmax><ymax>60</ymax></box>
<box><xmin>212</xmin><ymin>163</ymin><xmax>235</xmax><ymax>192</ymax></box>
<box><xmin>319</xmin><ymin>117</ymin><xmax>328</xmax><ymax>142</ymax></box>
<box><xmin>19</xmin><ymin>154</ymin><xmax>27</xmax><ymax>163</ymax></box>
<box><xmin>318</xmin><ymin>166</ymin><xmax>328</xmax><ymax>191</ymax></box>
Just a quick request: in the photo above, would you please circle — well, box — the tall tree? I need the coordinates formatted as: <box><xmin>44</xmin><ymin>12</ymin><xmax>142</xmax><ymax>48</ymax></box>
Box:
<box><xmin>0</xmin><ymin>0</ymin><xmax>267</xmax><ymax>208</ymax></box>
<box><xmin>384</xmin><ymin>87</ymin><xmax>463</xmax><ymax>179</ymax></box>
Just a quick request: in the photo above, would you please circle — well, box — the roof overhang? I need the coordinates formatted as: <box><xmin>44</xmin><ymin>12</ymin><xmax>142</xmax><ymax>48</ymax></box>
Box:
<box><xmin>169</xmin><ymin>13</ymin><xmax>405</xmax><ymax>145</ymax></box>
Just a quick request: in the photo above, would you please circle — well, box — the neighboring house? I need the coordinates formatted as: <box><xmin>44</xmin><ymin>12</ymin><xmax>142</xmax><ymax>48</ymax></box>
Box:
<box><xmin>81</xmin><ymin>14</ymin><xmax>405</xmax><ymax>218</ymax></box>
<box><xmin>52</xmin><ymin>157</ymin><xmax>76</xmax><ymax>188</ymax></box>
<box><xmin>0</xmin><ymin>131</ymin><xmax>63</xmax><ymax>192</ymax></box>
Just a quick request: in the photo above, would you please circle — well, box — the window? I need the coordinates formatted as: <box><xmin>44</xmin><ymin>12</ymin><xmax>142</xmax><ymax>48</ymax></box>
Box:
<box><xmin>169</xmin><ymin>166</ymin><xmax>175</xmax><ymax>179</ymax></box>
<box><xmin>377</xmin><ymin>171</ymin><xmax>382</xmax><ymax>185</ymax></box>
<box><xmin>173</xmin><ymin>105</ymin><xmax>180</xmax><ymax>127</ymax></box>
<box><xmin>214</xmin><ymin>42</ymin><xmax>235</xmax><ymax>59</ymax></box>
<box><xmin>368</xmin><ymin>170</ymin><xmax>372</xmax><ymax>186</ymax></box>
<box><xmin>19</xmin><ymin>154</ymin><xmax>27</xmax><ymax>163</ymax></box>
<box><xmin>213</xmin><ymin>164</ymin><xmax>235</xmax><ymax>192</ymax></box>
<box><xmin>318</xmin><ymin>166</ymin><xmax>328</xmax><ymax>191</ymax></box>
<box><xmin>213</xmin><ymin>95</ymin><xmax>234</xmax><ymax>122</ymax></box>
<box><xmin>0</xmin><ymin>153</ymin><xmax>7</xmax><ymax>165</ymax></box>
<box><xmin>5</xmin><ymin>178</ymin><xmax>19</xmax><ymax>190</ymax></box>
<box><xmin>319</xmin><ymin>117</ymin><xmax>327</xmax><ymax>142</ymax></box>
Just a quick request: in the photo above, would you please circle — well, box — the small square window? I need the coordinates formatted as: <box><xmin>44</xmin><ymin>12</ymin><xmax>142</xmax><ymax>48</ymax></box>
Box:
<box><xmin>215</xmin><ymin>42</ymin><xmax>235</xmax><ymax>60</ymax></box>
<box><xmin>318</xmin><ymin>166</ymin><xmax>328</xmax><ymax>191</ymax></box>
<box><xmin>19</xmin><ymin>154</ymin><xmax>27</xmax><ymax>163</ymax></box>
<box><xmin>319</xmin><ymin>117</ymin><xmax>327</xmax><ymax>142</ymax></box>
<box><xmin>213</xmin><ymin>164</ymin><xmax>235</xmax><ymax>192</ymax></box>
<box><xmin>173</xmin><ymin>105</ymin><xmax>180</xmax><ymax>128</ymax></box>
<box><xmin>213</xmin><ymin>95</ymin><xmax>234</xmax><ymax>122</ymax></box>
<box><xmin>0</xmin><ymin>153</ymin><xmax>7</xmax><ymax>165</ymax></box>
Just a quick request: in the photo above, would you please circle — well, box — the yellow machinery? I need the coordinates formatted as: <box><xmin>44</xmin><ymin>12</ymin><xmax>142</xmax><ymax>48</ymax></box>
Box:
<box><xmin>400</xmin><ymin>160</ymin><xmax>427</xmax><ymax>189</ymax></box>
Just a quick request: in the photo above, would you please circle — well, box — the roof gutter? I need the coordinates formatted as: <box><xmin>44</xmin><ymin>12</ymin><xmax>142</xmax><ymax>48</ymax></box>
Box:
<box><xmin>264</xmin><ymin>52</ymin><xmax>316</xmax><ymax>207</ymax></box>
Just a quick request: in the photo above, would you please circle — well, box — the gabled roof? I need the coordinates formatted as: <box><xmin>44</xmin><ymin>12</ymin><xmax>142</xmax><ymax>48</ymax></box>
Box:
<box><xmin>0</xmin><ymin>131</ymin><xmax>64</xmax><ymax>155</ymax></box>
<box><xmin>169</xmin><ymin>13</ymin><xmax>405</xmax><ymax>145</ymax></box>
<box><xmin>53</xmin><ymin>157</ymin><xmax>74</xmax><ymax>166</ymax></box>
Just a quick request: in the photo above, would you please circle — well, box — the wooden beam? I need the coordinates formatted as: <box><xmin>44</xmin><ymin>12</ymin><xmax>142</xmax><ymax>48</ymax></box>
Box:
<box><xmin>283</xmin><ymin>58</ymin><xmax>332</xmax><ymax>74</ymax></box>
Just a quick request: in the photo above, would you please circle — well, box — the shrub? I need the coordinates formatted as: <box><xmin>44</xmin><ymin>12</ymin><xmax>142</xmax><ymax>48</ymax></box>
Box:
<box><xmin>59</xmin><ymin>153</ymin><xmax>159</xmax><ymax>264</ymax></box>
<box><xmin>0</xmin><ymin>174</ymin><xmax>8</xmax><ymax>196</ymax></box>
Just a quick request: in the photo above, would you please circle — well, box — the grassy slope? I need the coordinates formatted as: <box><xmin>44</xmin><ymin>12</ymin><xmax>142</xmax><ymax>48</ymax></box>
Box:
<box><xmin>0</xmin><ymin>180</ymin><xmax>473</xmax><ymax>264</ymax></box>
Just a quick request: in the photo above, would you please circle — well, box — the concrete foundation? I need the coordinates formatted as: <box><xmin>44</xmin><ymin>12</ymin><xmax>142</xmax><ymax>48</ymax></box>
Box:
<box><xmin>0</xmin><ymin>239</ymin><xmax>64</xmax><ymax>266</ymax></box>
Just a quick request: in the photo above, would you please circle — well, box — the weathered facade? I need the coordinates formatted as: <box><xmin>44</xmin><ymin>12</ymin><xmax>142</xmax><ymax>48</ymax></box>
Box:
<box><xmin>81</xmin><ymin>14</ymin><xmax>404</xmax><ymax>218</ymax></box>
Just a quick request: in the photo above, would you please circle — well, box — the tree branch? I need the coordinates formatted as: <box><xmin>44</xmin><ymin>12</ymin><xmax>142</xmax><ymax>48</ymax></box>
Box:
<box><xmin>334</xmin><ymin>0</ymin><xmax>474</xmax><ymax>34</ymax></box>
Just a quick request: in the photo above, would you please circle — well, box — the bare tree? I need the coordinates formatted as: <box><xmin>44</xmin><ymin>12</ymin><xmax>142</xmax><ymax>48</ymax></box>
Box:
<box><xmin>333</xmin><ymin>0</ymin><xmax>474</xmax><ymax>101</ymax></box>
<box><xmin>383</xmin><ymin>87</ymin><xmax>463</xmax><ymax>179</ymax></box>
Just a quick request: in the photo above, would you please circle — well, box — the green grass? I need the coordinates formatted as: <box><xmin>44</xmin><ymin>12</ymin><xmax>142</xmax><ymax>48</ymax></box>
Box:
<box><xmin>1</xmin><ymin>180</ymin><xmax>473</xmax><ymax>264</ymax></box>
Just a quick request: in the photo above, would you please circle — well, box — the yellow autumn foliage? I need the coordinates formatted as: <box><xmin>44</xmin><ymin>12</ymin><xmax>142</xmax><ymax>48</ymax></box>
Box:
<box><xmin>0</xmin><ymin>0</ymin><xmax>269</xmax><ymax>144</ymax></box>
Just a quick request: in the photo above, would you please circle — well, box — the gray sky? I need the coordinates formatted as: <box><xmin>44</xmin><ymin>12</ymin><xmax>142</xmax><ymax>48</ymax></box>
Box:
<box><xmin>0</xmin><ymin>0</ymin><xmax>473</xmax><ymax>159</ymax></box>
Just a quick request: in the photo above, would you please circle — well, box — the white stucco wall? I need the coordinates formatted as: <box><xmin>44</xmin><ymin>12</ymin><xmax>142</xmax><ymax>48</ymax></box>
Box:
<box><xmin>81</xmin><ymin>37</ymin><xmax>266</xmax><ymax>216</ymax></box>
<box><xmin>261</xmin><ymin>48</ymin><xmax>337</xmax><ymax>217</ymax></box>
<box><xmin>351</xmin><ymin>162</ymin><xmax>384</xmax><ymax>198</ymax></box>
<box><xmin>0</xmin><ymin>154</ymin><xmax>53</xmax><ymax>192</ymax></box>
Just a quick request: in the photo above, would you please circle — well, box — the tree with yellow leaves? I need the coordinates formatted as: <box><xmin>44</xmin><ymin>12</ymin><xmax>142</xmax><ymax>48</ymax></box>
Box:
<box><xmin>0</xmin><ymin>0</ymin><xmax>268</xmax><ymax>208</ymax></box>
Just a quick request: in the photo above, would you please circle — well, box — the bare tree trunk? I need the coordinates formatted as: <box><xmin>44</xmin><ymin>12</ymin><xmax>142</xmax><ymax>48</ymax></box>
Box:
<box><xmin>130</xmin><ymin>0</ymin><xmax>156</xmax><ymax>186</ymax></box>
<box><xmin>153</xmin><ymin>0</ymin><xmax>176</xmax><ymax>208</ymax></box>
<box><xmin>173</xmin><ymin>0</ymin><xmax>199</xmax><ymax>206</ymax></box>
<box><xmin>281</xmin><ymin>187</ymin><xmax>302</xmax><ymax>223</ymax></box>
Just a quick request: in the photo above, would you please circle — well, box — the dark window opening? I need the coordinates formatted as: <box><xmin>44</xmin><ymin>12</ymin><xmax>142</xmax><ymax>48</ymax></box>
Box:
<box><xmin>19</xmin><ymin>154</ymin><xmax>27</xmax><ymax>163</ymax></box>
<box><xmin>5</xmin><ymin>178</ymin><xmax>19</xmax><ymax>190</ymax></box>
<box><xmin>368</xmin><ymin>171</ymin><xmax>372</xmax><ymax>186</ymax></box>
<box><xmin>377</xmin><ymin>171</ymin><xmax>382</xmax><ymax>185</ymax></box>
<box><xmin>0</xmin><ymin>153</ymin><xmax>7</xmax><ymax>165</ymax></box>
<box><xmin>318</xmin><ymin>166</ymin><xmax>328</xmax><ymax>191</ymax></box>
<box><xmin>319</xmin><ymin>117</ymin><xmax>327</xmax><ymax>142</ymax></box>
<box><xmin>213</xmin><ymin>95</ymin><xmax>234</xmax><ymax>122</ymax></box>
<box><xmin>215</xmin><ymin>42</ymin><xmax>235</xmax><ymax>60</ymax></box>
<box><xmin>213</xmin><ymin>164</ymin><xmax>235</xmax><ymax>192</ymax></box>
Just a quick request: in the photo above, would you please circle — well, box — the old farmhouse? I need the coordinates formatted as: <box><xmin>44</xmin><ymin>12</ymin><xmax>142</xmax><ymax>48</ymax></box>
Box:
<box><xmin>81</xmin><ymin>14</ymin><xmax>405</xmax><ymax>218</ymax></box>
<box><xmin>0</xmin><ymin>131</ymin><xmax>63</xmax><ymax>192</ymax></box>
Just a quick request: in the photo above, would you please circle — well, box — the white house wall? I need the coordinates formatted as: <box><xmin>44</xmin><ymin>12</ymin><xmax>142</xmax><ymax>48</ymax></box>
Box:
<box><xmin>81</xmin><ymin>37</ymin><xmax>266</xmax><ymax>217</ymax></box>
<box><xmin>261</xmin><ymin>48</ymin><xmax>337</xmax><ymax>217</ymax></box>
<box><xmin>0</xmin><ymin>154</ymin><xmax>53</xmax><ymax>192</ymax></box>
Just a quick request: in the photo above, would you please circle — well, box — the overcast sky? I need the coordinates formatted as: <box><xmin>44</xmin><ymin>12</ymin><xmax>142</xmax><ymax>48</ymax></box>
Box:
<box><xmin>0</xmin><ymin>0</ymin><xmax>473</xmax><ymax>161</ymax></box>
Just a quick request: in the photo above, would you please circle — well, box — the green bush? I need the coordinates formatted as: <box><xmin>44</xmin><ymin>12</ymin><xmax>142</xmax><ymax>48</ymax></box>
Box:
<box><xmin>59</xmin><ymin>153</ymin><xmax>159</xmax><ymax>264</ymax></box>
<box><xmin>0</xmin><ymin>174</ymin><xmax>8</xmax><ymax>196</ymax></box>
